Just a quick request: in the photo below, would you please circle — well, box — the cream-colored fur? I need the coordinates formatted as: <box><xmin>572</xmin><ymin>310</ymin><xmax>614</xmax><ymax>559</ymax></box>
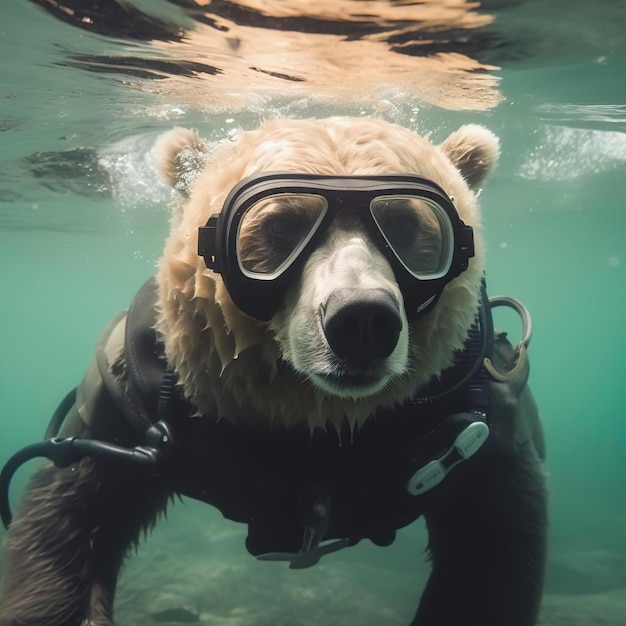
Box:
<box><xmin>274</xmin><ymin>229</ymin><xmax>409</xmax><ymax>399</ymax></box>
<box><xmin>154</xmin><ymin>117</ymin><xmax>499</xmax><ymax>431</ymax></box>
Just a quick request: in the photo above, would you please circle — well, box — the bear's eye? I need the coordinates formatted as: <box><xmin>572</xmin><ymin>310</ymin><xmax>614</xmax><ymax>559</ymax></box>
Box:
<box><xmin>370</xmin><ymin>196</ymin><xmax>448</xmax><ymax>276</ymax></box>
<box><xmin>264</xmin><ymin>213</ymin><xmax>311</xmax><ymax>244</ymax></box>
<box><xmin>237</xmin><ymin>193</ymin><xmax>327</xmax><ymax>277</ymax></box>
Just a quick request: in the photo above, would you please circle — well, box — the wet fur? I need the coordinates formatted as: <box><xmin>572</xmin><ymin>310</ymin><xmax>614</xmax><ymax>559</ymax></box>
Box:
<box><xmin>155</xmin><ymin>117</ymin><xmax>495</xmax><ymax>430</ymax></box>
<box><xmin>0</xmin><ymin>117</ymin><xmax>547</xmax><ymax>626</ymax></box>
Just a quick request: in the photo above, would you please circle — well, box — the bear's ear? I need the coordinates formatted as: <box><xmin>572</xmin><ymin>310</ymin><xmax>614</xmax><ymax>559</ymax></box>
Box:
<box><xmin>153</xmin><ymin>127</ymin><xmax>207</xmax><ymax>195</ymax></box>
<box><xmin>438</xmin><ymin>124</ymin><xmax>500</xmax><ymax>190</ymax></box>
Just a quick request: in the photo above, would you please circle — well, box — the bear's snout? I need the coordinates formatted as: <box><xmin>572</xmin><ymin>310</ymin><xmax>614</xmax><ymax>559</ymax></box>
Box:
<box><xmin>322</xmin><ymin>287</ymin><xmax>402</xmax><ymax>367</ymax></box>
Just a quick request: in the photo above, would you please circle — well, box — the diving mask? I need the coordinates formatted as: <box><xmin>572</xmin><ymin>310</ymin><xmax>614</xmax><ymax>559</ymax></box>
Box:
<box><xmin>198</xmin><ymin>173</ymin><xmax>474</xmax><ymax>321</ymax></box>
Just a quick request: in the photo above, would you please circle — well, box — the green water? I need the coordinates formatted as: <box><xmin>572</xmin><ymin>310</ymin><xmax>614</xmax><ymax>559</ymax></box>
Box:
<box><xmin>0</xmin><ymin>0</ymin><xmax>625</xmax><ymax>624</ymax></box>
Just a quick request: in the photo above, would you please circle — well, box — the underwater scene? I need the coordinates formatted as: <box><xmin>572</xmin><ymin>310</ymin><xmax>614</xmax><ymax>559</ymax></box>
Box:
<box><xmin>0</xmin><ymin>0</ymin><xmax>624</xmax><ymax>624</ymax></box>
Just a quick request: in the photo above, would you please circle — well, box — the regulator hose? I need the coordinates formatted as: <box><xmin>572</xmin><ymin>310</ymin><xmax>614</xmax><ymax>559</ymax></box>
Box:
<box><xmin>44</xmin><ymin>387</ymin><xmax>78</xmax><ymax>439</ymax></box>
<box><xmin>0</xmin><ymin>424</ymin><xmax>171</xmax><ymax>530</ymax></box>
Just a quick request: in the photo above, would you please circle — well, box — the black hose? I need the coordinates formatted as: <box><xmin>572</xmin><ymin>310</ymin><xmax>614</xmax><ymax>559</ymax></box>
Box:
<box><xmin>0</xmin><ymin>437</ymin><xmax>162</xmax><ymax>530</ymax></box>
<box><xmin>44</xmin><ymin>387</ymin><xmax>78</xmax><ymax>439</ymax></box>
<box><xmin>416</xmin><ymin>280</ymin><xmax>493</xmax><ymax>404</ymax></box>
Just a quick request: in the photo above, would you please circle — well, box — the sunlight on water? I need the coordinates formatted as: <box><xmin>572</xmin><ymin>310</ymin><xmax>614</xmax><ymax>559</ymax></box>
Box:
<box><xmin>0</xmin><ymin>1</ymin><xmax>624</xmax><ymax>625</ymax></box>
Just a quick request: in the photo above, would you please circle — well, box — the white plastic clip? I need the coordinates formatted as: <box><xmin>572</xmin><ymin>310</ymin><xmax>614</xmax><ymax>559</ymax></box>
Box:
<box><xmin>406</xmin><ymin>421</ymin><xmax>489</xmax><ymax>496</ymax></box>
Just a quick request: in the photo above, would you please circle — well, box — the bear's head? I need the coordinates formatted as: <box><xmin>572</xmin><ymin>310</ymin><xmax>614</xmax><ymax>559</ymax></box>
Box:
<box><xmin>154</xmin><ymin>117</ymin><xmax>499</xmax><ymax>430</ymax></box>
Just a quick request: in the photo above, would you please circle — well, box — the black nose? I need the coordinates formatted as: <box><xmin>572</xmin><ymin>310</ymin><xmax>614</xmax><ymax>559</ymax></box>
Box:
<box><xmin>322</xmin><ymin>288</ymin><xmax>402</xmax><ymax>366</ymax></box>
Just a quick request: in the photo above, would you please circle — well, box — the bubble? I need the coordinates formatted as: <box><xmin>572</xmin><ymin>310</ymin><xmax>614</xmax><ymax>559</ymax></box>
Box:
<box><xmin>500</xmin><ymin>242</ymin><xmax>508</xmax><ymax>249</ymax></box>
<box><xmin>519</xmin><ymin>125</ymin><xmax>626</xmax><ymax>182</ymax></box>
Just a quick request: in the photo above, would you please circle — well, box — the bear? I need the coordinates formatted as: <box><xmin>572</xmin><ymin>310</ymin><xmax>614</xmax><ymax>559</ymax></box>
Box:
<box><xmin>0</xmin><ymin>117</ymin><xmax>547</xmax><ymax>626</ymax></box>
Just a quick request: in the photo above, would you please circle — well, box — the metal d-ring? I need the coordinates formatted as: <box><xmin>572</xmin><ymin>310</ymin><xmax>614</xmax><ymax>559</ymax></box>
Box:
<box><xmin>489</xmin><ymin>295</ymin><xmax>532</xmax><ymax>349</ymax></box>
<box><xmin>483</xmin><ymin>295</ymin><xmax>533</xmax><ymax>383</ymax></box>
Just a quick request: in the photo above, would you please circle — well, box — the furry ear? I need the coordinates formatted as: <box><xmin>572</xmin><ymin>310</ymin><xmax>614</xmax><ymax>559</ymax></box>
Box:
<box><xmin>439</xmin><ymin>124</ymin><xmax>500</xmax><ymax>189</ymax></box>
<box><xmin>153</xmin><ymin>127</ymin><xmax>207</xmax><ymax>195</ymax></box>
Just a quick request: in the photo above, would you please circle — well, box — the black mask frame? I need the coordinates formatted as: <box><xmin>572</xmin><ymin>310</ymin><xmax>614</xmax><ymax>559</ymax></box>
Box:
<box><xmin>198</xmin><ymin>173</ymin><xmax>474</xmax><ymax>322</ymax></box>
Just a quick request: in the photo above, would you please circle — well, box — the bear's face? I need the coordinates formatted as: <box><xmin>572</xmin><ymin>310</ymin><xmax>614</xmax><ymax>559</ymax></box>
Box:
<box><xmin>154</xmin><ymin>117</ymin><xmax>499</xmax><ymax>430</ymax></box>
<box><xmin>271</xmin><ymin>205</ymin><xmax>410</xmax><ymax>400</ymax></box>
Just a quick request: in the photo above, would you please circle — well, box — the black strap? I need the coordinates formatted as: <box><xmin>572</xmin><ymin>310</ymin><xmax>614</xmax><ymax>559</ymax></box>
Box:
<box><xmin>124</xmin><ymin>278</ymin><xmax>167</xmax><ymax>426</ymax></box>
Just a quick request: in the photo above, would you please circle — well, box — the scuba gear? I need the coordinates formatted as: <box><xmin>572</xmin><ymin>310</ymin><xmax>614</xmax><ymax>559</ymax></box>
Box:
<box><xmin>198</xmin><ymin>173</ymin><xmax>474</xmax><ymax>321</ymax></box>
<box><xmin>0</xmin><ymin>279</ymin><xmax>536</xmax><ymax>571</ymax></box>
<box><xmin>0</xmin><ymin>422</ymin><xmax>173</xmax><ymax>529</ymax></box>
<box><xmin>406</xmin><ymin>418</ymin><xmax>490</xmax><ymax>496</ymax></box>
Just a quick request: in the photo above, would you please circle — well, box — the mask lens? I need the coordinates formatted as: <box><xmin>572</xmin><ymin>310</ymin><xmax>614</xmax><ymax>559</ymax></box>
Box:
<box><xmin>370</xmin><ymin>195</ymin><xmax>453</xmax><ymax>279</ymax></box>
<box><xmin>237</xmin><ymin>193</ymin><xmax>328</xmax><ymax>278</ymax></box>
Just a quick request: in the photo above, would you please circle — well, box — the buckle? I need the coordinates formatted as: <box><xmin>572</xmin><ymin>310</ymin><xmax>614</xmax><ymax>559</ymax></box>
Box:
<box><xmin>198</xmin><ymin>216</ymin><xmax>219</xmax><ymax>271</ymax></box>
<box><xmin>256</xmin><ymin>537</ymin><xmax>354</xmax><ymax>570</ymax></box>
<box><xmin>255</xmin><ymin>488</ymin><xmax>357</xmax><ymax>569</ymax></box>
<box><xmin>406</xmin><ymin>416</ymin><xmax>489</xmax><ymax>496</ymax></box>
